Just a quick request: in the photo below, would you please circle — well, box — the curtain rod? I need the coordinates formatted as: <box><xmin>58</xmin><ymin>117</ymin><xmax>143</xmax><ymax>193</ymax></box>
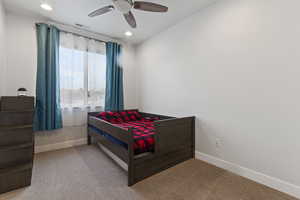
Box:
<box><xmin>36</xmin><ymin>22</ymin><xmax>114</xmax><ymax>44</ymax></box>
<box><xmin>60</xmin><ymin>30</ymin><xmax>106</xmax><ymax>43</ymax></box>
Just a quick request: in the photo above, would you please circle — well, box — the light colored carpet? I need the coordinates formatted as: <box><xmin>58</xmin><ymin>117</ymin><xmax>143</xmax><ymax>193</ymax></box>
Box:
<box><xmin>0</xmin><ymin>145</ymin><xmax>297</xmax><ymax>200</ymax></box>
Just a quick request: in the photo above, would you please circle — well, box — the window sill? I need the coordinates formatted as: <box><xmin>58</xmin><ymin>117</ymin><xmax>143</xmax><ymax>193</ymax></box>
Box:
<box><xmin>61</xmin><ymin>106</ymin><xmax>104</xmax><ymax>112</ymax></box>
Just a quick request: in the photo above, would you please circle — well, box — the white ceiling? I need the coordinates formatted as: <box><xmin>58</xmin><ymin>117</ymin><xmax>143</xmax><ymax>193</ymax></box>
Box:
<box><xmin>3</xmin><ymin>0</ymin><xmax>216</xmax><ymax>44</ymax></box>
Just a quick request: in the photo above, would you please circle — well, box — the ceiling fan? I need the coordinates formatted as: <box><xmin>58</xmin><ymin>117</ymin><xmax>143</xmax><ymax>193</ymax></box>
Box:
<box><xmin>88</xmin><ymin>0</ymin><xmax>168</xmax><ymax>28</ymax></box>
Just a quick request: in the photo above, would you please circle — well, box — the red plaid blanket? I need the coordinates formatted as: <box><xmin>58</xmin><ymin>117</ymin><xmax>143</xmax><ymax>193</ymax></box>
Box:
<box><xmin>96</xmin><ymin>110</ymin><xmax>159</xmax><ymax>154</ymax></box>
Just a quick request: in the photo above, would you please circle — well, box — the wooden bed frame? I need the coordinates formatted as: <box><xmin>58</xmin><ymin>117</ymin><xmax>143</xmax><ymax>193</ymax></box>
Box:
<box><xmin>87</xmin><ymin>110</ymin><xmax>195</xmax><ymax>186</ymax></box>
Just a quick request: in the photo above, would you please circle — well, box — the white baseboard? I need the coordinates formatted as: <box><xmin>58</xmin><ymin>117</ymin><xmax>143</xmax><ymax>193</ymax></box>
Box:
<box><xmin>195</xmin><ymin>151</ymin><xmax>300</xmax><ymax>199</ymax></box>
<box><xmin>35</xmin><ymin>138</ymin><xmax>87</xmax><ymax>154</ymax></box>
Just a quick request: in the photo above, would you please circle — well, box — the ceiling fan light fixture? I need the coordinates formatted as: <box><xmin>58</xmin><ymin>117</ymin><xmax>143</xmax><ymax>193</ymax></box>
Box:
<box><xmin>125</xmin><ymin>31</ymin><xmax>133</xmax><ymax>37</ymax></box>
<box><xmin>40</xmin><ymin>3</ymin><xmax>53</xmax><ymax>11</ymax></box>
<box><xmin>113</xmin><ymin>0</ymin><xmax>132</xmax><ymax>13</ymax></box>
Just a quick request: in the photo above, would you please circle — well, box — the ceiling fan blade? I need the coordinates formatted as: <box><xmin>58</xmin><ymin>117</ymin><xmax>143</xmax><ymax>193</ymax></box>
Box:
<box><xmin>123</xmin><ymin>11</ymin><xmax>137</xmax><ymax>28</ymax></box>
<box><xmin>133</xmin><ymin>1</ymin><xmax>168</xmax><ymax>12</ymax></box>
<box><xmin>88</xmin><ymin>5</ymin><xmax>114</xmax><ymax>17</ymax></box>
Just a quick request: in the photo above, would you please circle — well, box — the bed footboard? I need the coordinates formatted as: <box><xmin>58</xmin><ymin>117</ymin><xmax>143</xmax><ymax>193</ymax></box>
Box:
<box><xmin>155</xmin><ymin>117</ymin><xmax>195</xmax><ymax>155</ymax></box>
<box><xmin>129</xmin><ymin>116</ymin><xmax>195</xmax><ymax>185</ymax></box>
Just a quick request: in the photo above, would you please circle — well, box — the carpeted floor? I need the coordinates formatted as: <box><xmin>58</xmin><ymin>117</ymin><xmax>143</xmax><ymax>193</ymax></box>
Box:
<box><xmin>0</xmin><ymin>145</ymin><xmax>297</xmax><ymax>200</ymax></box>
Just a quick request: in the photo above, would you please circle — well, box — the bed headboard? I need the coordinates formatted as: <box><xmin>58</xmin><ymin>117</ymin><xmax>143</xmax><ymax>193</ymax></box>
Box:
<box><xmin>88</xmin><ymin>109</ymin><xmax>140</xmax><ymax>117</ymax></box>
<box><xmin>88</xmin><ymin>112</ymin><xmax>100</xmax><ymax>117</ymax></box>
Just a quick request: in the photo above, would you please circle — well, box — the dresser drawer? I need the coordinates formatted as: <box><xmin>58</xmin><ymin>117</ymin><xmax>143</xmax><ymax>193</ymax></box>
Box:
<box><xmin>0</xmin><ymin>111</ymin><xmax>34</xmax><ymax>126</ymax></box>
<box><xmin>0</xmin><ymin>144</ymin><xmax>33</xmax><ymax>169</ymax></box>
<box><xmin>0</xmin><ymin>127</ymin><xmax>33</xmax><ymax>146</ymax></box>
<box><xmin>0</xmin><ymin>164</ymin><xmax>32</xmax><ymax>194</ymax></box>
<box><xmin>0</xmin><ymin>96</ymin><xmax>34</xmax><ymax>111</ymax></box>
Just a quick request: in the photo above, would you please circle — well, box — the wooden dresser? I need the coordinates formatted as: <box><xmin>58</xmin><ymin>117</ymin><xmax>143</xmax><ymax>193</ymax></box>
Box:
<box><xmin>0</xmin><ymin>96</ymin><xmax>35</xmax><ymax>194</ymax></box>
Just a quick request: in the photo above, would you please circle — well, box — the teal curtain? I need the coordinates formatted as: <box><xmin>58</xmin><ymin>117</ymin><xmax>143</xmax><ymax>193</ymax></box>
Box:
<box><xmin>34</xmin><ymin>23</ymin><xmax>62</xmax><ymax>131</ymax></box>
<box><xmin>105</xmin><ymin>42</ymin><xmax>124</xmax><ymax>111</ymax></box>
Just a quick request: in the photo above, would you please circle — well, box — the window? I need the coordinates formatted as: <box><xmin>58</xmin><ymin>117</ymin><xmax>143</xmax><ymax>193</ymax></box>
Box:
<box><xmin>59</xmin><ymin>32</ymin><xmax>106</xmax><ymax>109</ymax></box>
<box><xmin>59</xmin><ymin>32</ymin><xmax>106</xmax><ymax>126</ymax></box>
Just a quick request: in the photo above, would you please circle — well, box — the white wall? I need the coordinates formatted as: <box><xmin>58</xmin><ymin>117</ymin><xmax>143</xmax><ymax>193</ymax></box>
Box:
<box><xmin>0</xmin><ymin>1</ymin><xmax>6</xmax><ymax>96</ymax></box>
<box><xmin>122</xmin><ymin>44</ymin><xmax>138</xmax><ymax>109</ymax></box>
<box><xmin>136</xmin><ymin>0</ymin><xmax>300</xmax><ymax>196</ymax></box>
<box><xmin>5</xmin><ymin>12</ymin><xmax>138</xmax><ymax>148</ymax></box>
<box><xmin>5</xmin><ymin>13</ymin><xmax>40</xmax><ymax>96</ymax></box>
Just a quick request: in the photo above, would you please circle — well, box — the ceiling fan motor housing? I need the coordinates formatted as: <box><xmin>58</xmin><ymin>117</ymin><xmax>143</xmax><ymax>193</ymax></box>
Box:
<box><xmin>112</xmin><ymin>0</ymin><xmax>133</xmax><ymax>14</ymax></box>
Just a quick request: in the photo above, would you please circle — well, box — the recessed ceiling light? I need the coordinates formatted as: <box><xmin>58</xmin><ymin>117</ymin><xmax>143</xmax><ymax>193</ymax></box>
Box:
<box><xmin>125</xmin><ymin>31</ymin><xmax>133</xmax><ymax>37</ymax></box>
<box><xmin>40</xmin><ymin>3</ymin><xmax>53</xmax><ymax>11</ymax></box>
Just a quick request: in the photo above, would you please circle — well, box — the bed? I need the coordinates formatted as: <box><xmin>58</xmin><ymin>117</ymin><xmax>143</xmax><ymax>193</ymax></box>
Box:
<box><xmin>87</xmin><ymin>109</ymin><xmax>195</xmax><ymax>186</ymax></box>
